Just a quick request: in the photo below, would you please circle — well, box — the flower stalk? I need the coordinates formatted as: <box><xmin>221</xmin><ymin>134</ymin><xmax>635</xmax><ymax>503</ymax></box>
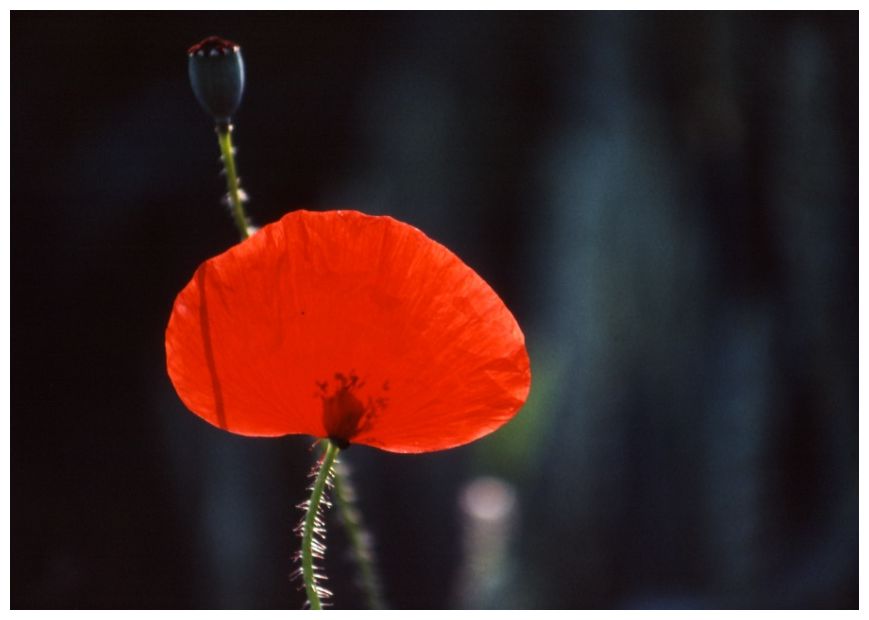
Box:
<box><xmin>300</xmin><ymin>440</ymin><xmax>340</xmax><ymax>609</ymax></box>
<box><xmin>186</xmin><ymin>35</ymin><xmax>394</xmax><ymax>611</ymax></box>
<box><xmin>333</xmin><ymin>460</ymin><xmax>386</xmax><ymax>609</ymax></box>
<box><xmin>216</xmin><ymin>124</ymin><xmax>250</xmax><ymax>240</ymax></box>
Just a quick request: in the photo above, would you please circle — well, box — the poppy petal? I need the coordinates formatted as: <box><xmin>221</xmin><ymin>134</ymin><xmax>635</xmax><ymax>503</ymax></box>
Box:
<box><xmin>165</xmin><ymin>209</ymin><xmax>531</xmax><ymax>452</ymax></box>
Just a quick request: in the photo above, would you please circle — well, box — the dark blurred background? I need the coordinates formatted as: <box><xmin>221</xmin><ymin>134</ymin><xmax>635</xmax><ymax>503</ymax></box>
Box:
<box><xmin>11</xmin><ymin>11</ymin><xmax>858</xmax><ymax>609</ymax></box>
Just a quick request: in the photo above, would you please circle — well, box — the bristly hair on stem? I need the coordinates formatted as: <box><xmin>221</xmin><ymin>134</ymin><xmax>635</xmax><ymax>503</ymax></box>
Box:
<box><xmin>293</xmin><ymin>440</ymin><xmax>340</xmax><ymax>609</ymax></box>
<box><xmin>215</xmin><ymin>124</ymin><xmax>251</xmax><ymax>240</ymax></box>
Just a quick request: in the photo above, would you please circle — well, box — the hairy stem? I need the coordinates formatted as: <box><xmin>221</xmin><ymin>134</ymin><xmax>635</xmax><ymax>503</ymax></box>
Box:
<box><xmin>216</xmin><ymin>124</ymin><xmax>382</xmax><ymax>609</ymax></box>
<box><xmin>215</xmin><ymin>124</ymin><xmax>250</xmax><ymax>240</ymax></box>
<box><xmin>302</xmin><ymin>440</ymin><xmax>340</xmax><ymax>610</ymax></box>
<box><xmin>333</xmin><ymin>461</ymin><xmax>386</xmax><ymax>609</ymax></box>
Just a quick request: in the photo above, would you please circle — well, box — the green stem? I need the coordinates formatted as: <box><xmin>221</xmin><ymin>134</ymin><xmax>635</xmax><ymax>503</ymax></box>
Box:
<box><xmin>215</xmin><ymin>124</ymin><xmax>250</xmax><ymax>240</ymax></box>
<box><xmin>333</xmin><ymin>462</ymin><xmax>386</xmax><ymax>609</ymax></box>
<box><xmin>302</xmin><ymin>440</ymin><xmax>340</xmax><ymax>610</ymax></box>
<box><xmin>216</xmin><ymin>123</ymin><xmax>381</xmax><ymax>609</ymax></box>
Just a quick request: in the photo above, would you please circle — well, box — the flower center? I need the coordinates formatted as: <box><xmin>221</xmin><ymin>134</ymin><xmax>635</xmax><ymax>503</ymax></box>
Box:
<box><xmin>318</xmin><ymin>372</ymin><xmax>386</xmax><ymax>448</ymax></box>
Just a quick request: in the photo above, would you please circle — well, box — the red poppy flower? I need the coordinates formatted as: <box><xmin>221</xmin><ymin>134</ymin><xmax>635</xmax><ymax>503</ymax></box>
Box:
<box><xmin>165</xmin><ymin>210</ymin><xmax>531</xmax><ymax>453</ymax></box>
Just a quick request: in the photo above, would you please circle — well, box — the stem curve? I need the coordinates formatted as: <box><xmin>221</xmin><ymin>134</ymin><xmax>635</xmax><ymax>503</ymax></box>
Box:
<box><xmin>302</xmin><ymin>440</ymin><xmax>340</xmax><ymax>610</ymax></box>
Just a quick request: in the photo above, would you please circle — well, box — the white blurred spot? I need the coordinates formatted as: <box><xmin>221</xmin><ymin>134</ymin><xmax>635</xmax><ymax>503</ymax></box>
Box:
<box><xmin>454</xmin><ymin>476</ymin><xmax>519</xmax><ymax>608</ymax></box>
<box><xmin>460</xmin><ymin>476</ymin><xmax>516</xmax><ymax>523</ymax></box>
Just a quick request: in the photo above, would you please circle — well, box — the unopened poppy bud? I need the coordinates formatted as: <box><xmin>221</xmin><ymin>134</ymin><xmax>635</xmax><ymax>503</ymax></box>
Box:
<box><xmin>187</xmin><ymin>36</ymin><xmax>245</xmax><ymax>124</ymax></box>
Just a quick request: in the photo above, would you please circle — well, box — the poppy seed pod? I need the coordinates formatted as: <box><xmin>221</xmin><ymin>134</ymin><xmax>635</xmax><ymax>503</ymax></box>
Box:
<box><xmin>187</xmin><ymin>36</ymin><xmax>245</xmax><ymax>124</ymax></box>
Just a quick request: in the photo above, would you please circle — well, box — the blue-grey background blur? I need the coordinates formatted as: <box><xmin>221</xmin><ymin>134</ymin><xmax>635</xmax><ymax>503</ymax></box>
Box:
<box><xmin>12</xmin><ymin>11</ymin><xmax>857</xmax><ymax>609</ymax></box>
